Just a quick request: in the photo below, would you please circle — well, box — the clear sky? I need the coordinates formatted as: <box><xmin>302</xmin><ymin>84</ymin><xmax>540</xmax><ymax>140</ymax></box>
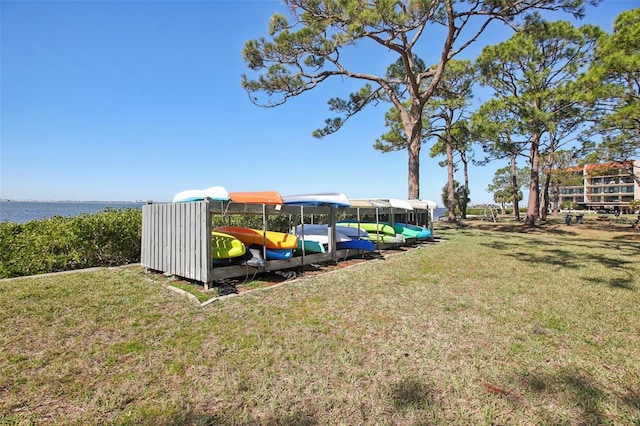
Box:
<box><xmin>1</xmin><ymin>0</ymin><xmax>637</xmax><ymax>204</ymax></box>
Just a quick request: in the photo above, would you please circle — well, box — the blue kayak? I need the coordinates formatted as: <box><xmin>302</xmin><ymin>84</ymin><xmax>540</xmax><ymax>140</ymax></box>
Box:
<box><xmin>265</xmin><ymin>248</ymin><xmax>294</xmax><ymax>260</ymax></box>
<box><xmin>336</xmin><ymin>239</ymin><xmax>375</xmax><ymax>251</ymax></box>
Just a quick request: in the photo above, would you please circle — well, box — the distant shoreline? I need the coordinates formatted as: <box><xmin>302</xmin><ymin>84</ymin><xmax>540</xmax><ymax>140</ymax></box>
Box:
<box><xmin>0</xmin><ymin>200</ymin><xmax>149</xmax><ymax>224</ymax></box>
<box><xmin>1</xmin><ymin>199</ymin><xmax>157</xmax><ymax>204</ymax></box>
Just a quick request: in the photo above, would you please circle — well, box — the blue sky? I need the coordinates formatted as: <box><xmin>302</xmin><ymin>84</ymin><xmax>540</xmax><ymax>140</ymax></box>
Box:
<box><xmin>1</xmin><ymin>0</ymin><xmax>637</xmax><ymax>204</ymax></box>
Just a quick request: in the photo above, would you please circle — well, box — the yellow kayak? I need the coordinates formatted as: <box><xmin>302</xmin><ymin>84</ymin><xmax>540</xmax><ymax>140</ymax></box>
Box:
<box><xmin>214</xmin><ymin>226</ymin><xmax>298</xmax><ymax>249</ymax></box>
<box><xmin>211</xmin><ymin>231</ymin><xmax>246</xmax><ymax>259</ymax></box>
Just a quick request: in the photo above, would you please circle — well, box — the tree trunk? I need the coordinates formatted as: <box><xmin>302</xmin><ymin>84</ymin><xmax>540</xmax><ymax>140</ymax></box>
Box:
<box><xmin>406</xmin><ymin>109</ymin><xmax>423</xmax><ymax>200</ymax></box>
<box><xmin>540</xmin><ymin>170</ymin><xmax>551</xmax><ymax>222</ymax></box>
<box><xmin>551</xmin><ymin>182</ymin><xmax>560</xmax><ymax>215</ymax></box>
<box><xmin>446</xmin><ymin>134</ymin><xmax>457</xmax><ymax>222</ymax></box>
<box><xmin>525</xmin><ymin>132</ymin><xmax>541</xmax><ymax>226</ymax></box>
<box><xmin>462</xmin><ymin>153</ymin><xmax>469</xmax><ymax>219</ymax></box>
<box><xmin>408</xmin><ymin>140</ymin><xmax>420</xmax><ymax>200</ymax></box>
<box><xmin>540</xmin><ymin>144</ymin><xmax>556</xmax><ymax>222</ymax></box>
<box><xmin>510</xmin><ymin>153</ymin><xmax>520</xmax><ymax>221</ymax></box>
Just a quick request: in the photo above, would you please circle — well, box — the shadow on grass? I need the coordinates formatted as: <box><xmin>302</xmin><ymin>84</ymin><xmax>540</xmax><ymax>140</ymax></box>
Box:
<box><xmin>613</xmin><ymin>233</ymin><xmax>640</xmax><ymax>241</ymax></box>
<box><xmin>456</xmin><ymin>221</ymin><xmax>580</xmax><ymax>236</ymax></box>
<box><xmin>461</xmin><ymin>223</ymin><xmax>640</xmax><ymax>291</ymax></box>
<box><xmin>583</xmin><ymin>275</ymin><xmax>637</xmax><ymax>290</ymax></box>
<box><xmin>390</xmin><ymin>377</ymin><xmax>438</xmax><ymax>413</ymax></box>
<box><xmin>622</xmin><ymin>389</ymin><xmax>640</xmax><ymax>411</ymax></box>
<box><xmin>517</xmin><ymin>366</ymin><xmax>637</xmax><ymax>425</ymax></box>
<box><xmin>459</xmin><ymin>219</ymin><xmax>638</xmax><ymax>237</ymax></box>
<box><xmin>503</xmin><ymin>245</ymin><xmax>636</xmax><ymax>270</ymax></box>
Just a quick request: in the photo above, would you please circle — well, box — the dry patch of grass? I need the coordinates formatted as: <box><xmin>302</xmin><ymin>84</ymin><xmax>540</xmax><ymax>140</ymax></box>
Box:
<box><xmin>1</xmin><ymin>220</ymin><xmax>639</xmax><ymax>425</ymax></box>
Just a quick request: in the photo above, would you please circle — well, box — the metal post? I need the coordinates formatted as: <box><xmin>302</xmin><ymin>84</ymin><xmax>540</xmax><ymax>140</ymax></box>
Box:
<box><xmin>262</xmin><ymin>204</ymin><xmax>268</xmax><ymax>261</ymax></box>
<box><xmin>328</xmin><ymin>207</ymin><xmax>337</xmax><ymax>262</ymax></box>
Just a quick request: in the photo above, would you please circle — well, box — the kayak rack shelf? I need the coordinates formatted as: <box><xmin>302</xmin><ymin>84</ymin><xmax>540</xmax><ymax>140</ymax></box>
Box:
<box><xmin>141</xmin><ymin>199</ymin><xmax>433</xmax><ymax>288</ymax></box>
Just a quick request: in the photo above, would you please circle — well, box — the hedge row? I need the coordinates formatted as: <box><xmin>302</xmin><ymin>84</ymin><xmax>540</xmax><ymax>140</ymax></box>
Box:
<box><xmin>0</xmin><ymin>208</ymin><xmax>142</xmax><ymax>279</ymax></box>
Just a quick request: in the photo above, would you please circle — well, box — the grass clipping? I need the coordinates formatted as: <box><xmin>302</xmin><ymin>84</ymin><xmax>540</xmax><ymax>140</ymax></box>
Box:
<box><xmin>1</xmin><ymin>219</ymin><xmax>639</xmax><ymax>425</ymax></box>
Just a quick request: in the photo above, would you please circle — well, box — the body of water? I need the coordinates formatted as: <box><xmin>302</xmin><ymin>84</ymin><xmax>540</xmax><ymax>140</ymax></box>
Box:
<box><xmin>433</xmin><ymin>207</ymin><xmax>446</xmax><ymax>220</ymax></box>
<box><xmin>0</xmin><ymin>201</ymin><xmax>147</xmax><ymax>224</ymax></box>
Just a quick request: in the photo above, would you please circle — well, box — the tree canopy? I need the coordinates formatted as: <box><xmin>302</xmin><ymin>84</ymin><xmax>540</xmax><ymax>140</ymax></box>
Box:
<box><xmin>487</xmin><ymin>165</ymin><xmax>529</xmax><ymax>213</ymax></box>
<box><xmin>475</xmin><ymin>17</ymin><xmax>602</xmax><ymax>224</ymax></box>
<box><xmin>242</xmin><ymin>0</ymin><xmax>595</xmax><ymax>199</ymax></box>
<box><xmin>580</xmin><ymin>7</ymin><xmax>640</xmax><ymax>180</ymax></box>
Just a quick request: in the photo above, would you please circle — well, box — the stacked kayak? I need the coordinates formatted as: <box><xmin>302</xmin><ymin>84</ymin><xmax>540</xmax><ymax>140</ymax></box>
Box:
<box><xmin>214</xmin><ymin>226</ymin><xmax>297</xmax><ymax>260</ymax></box>
<box><xmin>215</xmin><ymin>226</ymin><xmax>297</xmax><ymax>249</ymax></box>
<box><xmin>296</xmin><ymin>239</ymin><xmax>326</xmax><ymax>254</ymax></box>
<box><xmin>263</xmin><ymin>249</ymin><xmax>294</xmax><ymax>260</ymax></box>
<box><xmin>285</xmin><ymin>194</ymin><xmax>355</xmax><ymax>255</ymax></box>
<box><xmin>211</xmin><ymin>231</ymin><xmax>246</xmax><ymax>262</ymax></box>
<box><xmin>294</xmin><ymin>224</ymin><xmax>375</xmax><ymax>252</ymax></box>
<box><xmin>336</xmin><ymin>220</ymin><xmax>396</xmax><ymax>236</ymax></box>
<box><xmin>337</xmin><ymin>239</ymin><xmax>376</xmax><ymax>251</ymax></box>
<box><xmin>387</xmin><ymin>223</ymin><xmax>432</xmax><ymax>239</ymax></box>
<box><xmin>283</xmin><ymin>192</ymin><xmax>351</xmax><ymax>208</ymax></box>
<box><xmin>294</xmin><ymin>224</ymin><xmax>352</xmax><ymax>245</ymax></box>
<box><xmin>173</xmin><ymin>186</ymin><xmax>230</xmax><ymax>203</ymax></box>
<box><xmin>337</xmin><ymin>220</ymin><xmax>405</xmax><ymax>245</ymax></box>
<box><xmin>229</xmin><ymin>191</ymin><xmax>283</xmax><ymax>205</ymax></box>
<box><xmin>367</xmin><ymin>233</ymin><xmax>405</xmax><ymax>244</ymax></box>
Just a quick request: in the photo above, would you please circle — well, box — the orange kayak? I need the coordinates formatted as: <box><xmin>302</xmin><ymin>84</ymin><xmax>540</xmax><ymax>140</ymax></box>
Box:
<box><xmin>229</xmin><ymin>191</ymin><xmax>283</xmax><ymax>205</ymax></box>
<box><xmin>214</xmin><ymin>226</ymin><xmax>298</xmax><ymax>249</ymax></box>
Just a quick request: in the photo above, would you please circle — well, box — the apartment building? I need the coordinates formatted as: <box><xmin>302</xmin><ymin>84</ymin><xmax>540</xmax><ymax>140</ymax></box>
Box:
<box><xmin>558</xmin><ymin>160</ymin><xmax>640</xmax><ymax>213</ymax></box>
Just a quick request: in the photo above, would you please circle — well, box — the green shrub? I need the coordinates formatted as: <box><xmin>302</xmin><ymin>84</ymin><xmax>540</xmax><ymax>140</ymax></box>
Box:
<box><xmin>0</xmin><ymin>208</ymin><xmax>142</xmax><ymax>279</ymax></box>
<box><xmin>212</xmin><ymin>214</ymin><xmax>295</xmax><ymax>233</ymax></box>
<box><xmin>465</xmin><ymin>208</ymin><xmax>483</xmax><ymax>216</ymax></box>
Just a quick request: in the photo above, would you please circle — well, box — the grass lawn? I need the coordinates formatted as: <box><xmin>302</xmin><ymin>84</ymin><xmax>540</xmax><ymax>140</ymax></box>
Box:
<box><xmin>1</xmin><ymin>218</ymin><xmax>639</xmax><ymax>425</ymax></box>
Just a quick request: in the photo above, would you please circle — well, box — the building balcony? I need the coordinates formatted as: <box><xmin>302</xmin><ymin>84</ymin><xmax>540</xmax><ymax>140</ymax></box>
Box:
<box><xmin>586</xmin><ymin>181</ymin><xmax>626</xmax><ymax>187</ymax></box>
